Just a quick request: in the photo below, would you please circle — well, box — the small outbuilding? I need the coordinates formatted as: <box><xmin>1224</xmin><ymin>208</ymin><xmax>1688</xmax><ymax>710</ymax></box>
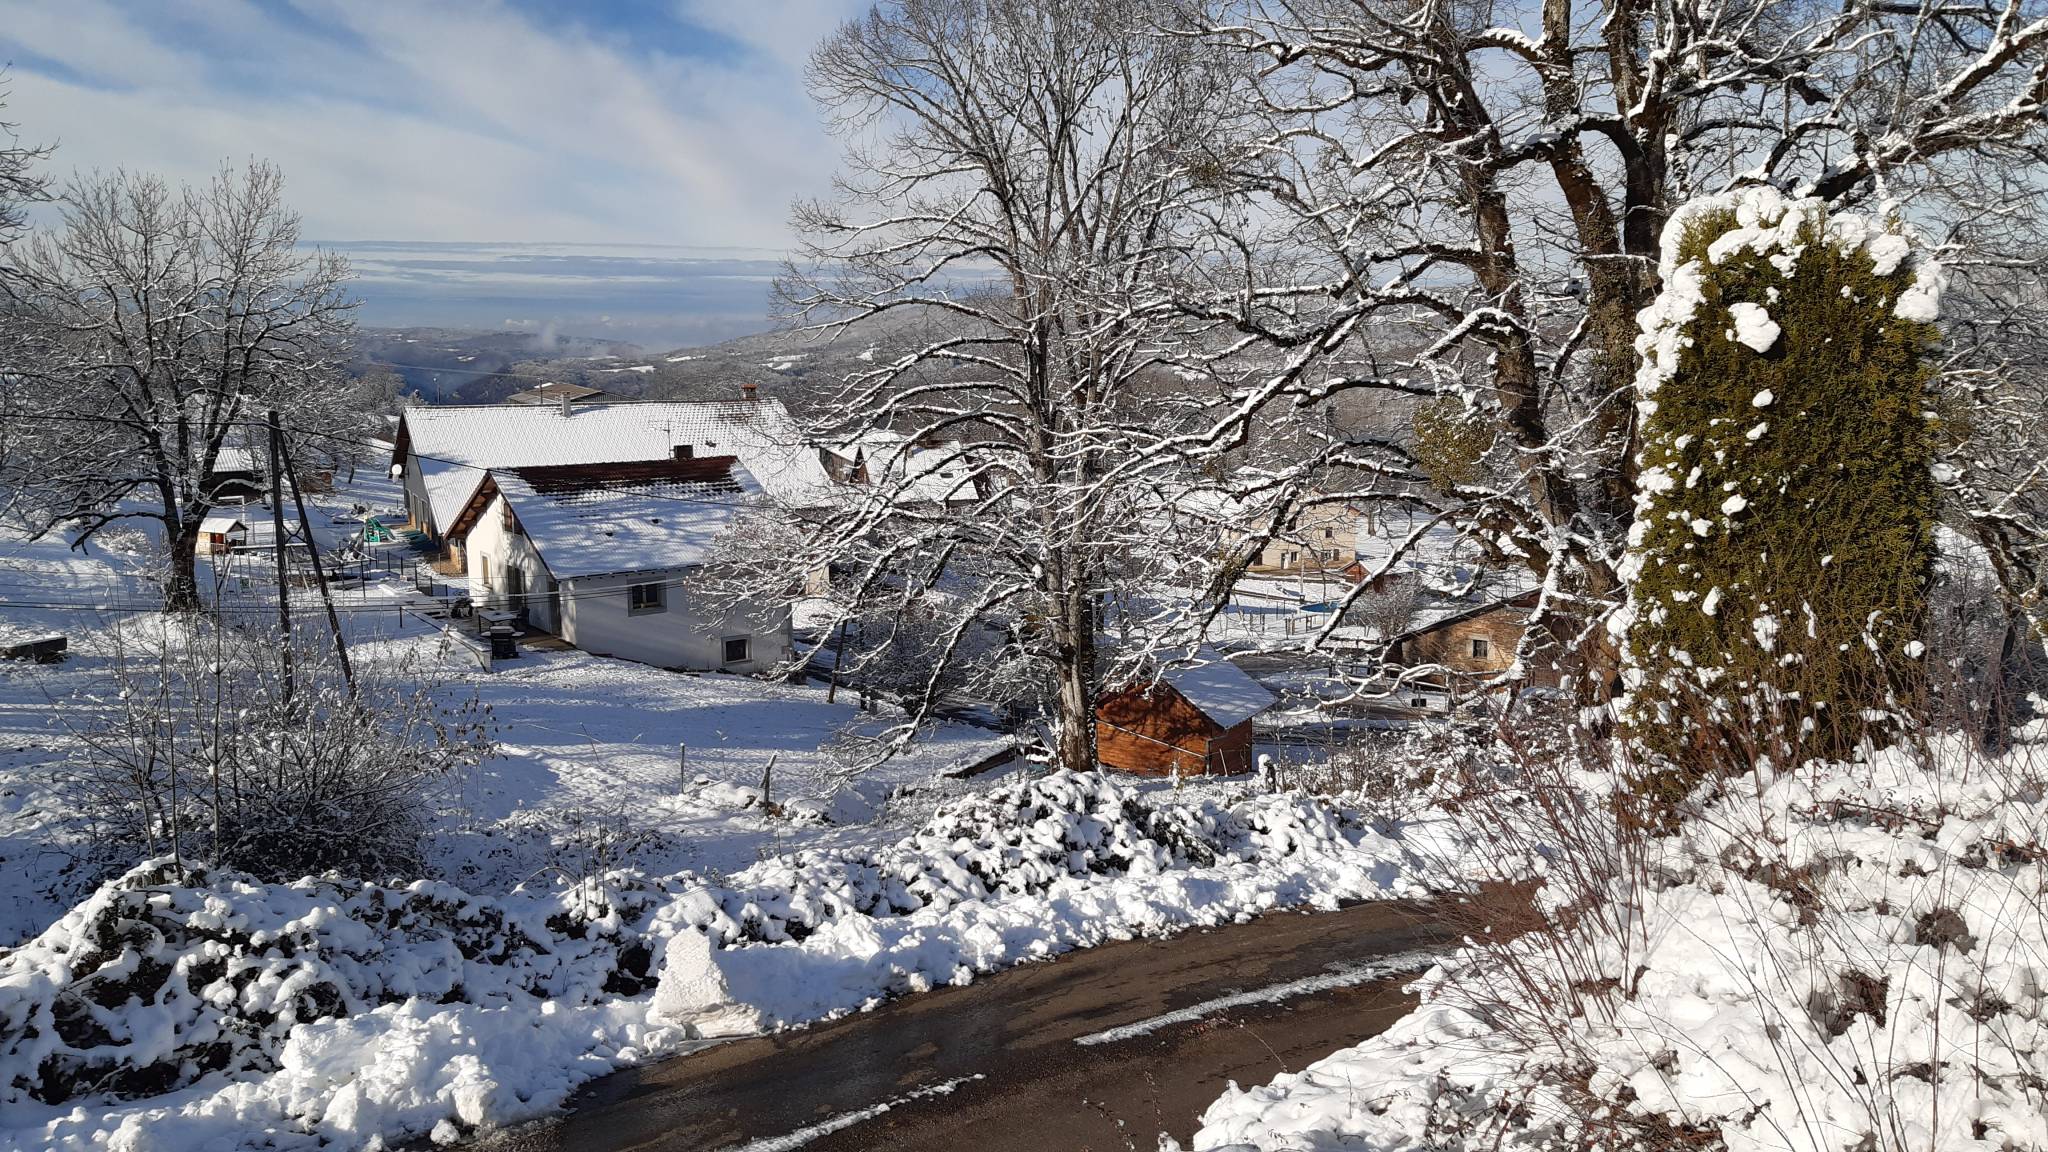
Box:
<box><xmin>1382</xmin><ymin>589</ymin><xmax>1564</xmax><ymax>709</ymax></box>
<box><xmin>197</xmin><ymin>514</ymin><xmax>248</xmax><ymax>555</ymax></box>
<box><xmin>1095</xmin><ymin>656</ymin><xmax>1277</xmax><ymax>777</ymax></box>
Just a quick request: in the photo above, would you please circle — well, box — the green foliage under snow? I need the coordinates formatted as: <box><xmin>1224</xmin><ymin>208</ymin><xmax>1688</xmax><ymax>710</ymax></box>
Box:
<box><xmin>1620</xmin><ymin>190</ymin><xmax>1942</xmax><ymax>769</ymax></box>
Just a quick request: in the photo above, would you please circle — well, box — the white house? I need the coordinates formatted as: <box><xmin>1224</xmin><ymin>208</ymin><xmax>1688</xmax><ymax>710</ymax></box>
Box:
<box><xmin>388</xmin><ymin>398</ymin><xmax>837</xmax><ymax>554</ymax></box>
<box><xmin>445</xmin><ymin>456</ymin><xmax>791</xmax><ymax>673</ymax></box>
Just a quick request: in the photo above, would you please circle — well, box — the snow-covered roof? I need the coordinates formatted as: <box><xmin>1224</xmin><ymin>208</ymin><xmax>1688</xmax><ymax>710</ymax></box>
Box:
<box><xmin>826</xmin><ymin>431</ymin><xmax>982</xmax><ymax>505</ymax></box>
<box><xmin>488</xmin><ymin>457</ymin><xmax>763</xmax><ymax>580</ymax></box>
<box><xmin>198</xmin><ymin>515</ymin><xmax>246</xmax><ymax>533</ymax></box>
<box><xmin>419</xmin><ymin>457</ymin><xmax>490</xmax><ymax>541</ymax></box>
<box><xmin>1160</xmin><ymin>656</ymin><xmax>1276</xmax><ymax>728</ymax></box>
<box><xmin>396</xmin><ymin>401</ymin><xmax>835</xmax><ymax>532</ymax></box>
<box><xmin>212</xmin><ymin>447</ymin><xmax>259</xmax><ymax>474</ymax></box>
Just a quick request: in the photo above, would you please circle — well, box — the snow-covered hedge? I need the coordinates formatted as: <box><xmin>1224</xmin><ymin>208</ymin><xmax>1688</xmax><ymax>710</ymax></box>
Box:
<box><xmin>2</xmin><ymin>770</ymin><xmax>1473</xmax><ymax>1150</ymax></box>
<box><xmin>1190</xmin><ymin>737</ymin><xmax>2048</xmax><ymax>1152</ymax></box>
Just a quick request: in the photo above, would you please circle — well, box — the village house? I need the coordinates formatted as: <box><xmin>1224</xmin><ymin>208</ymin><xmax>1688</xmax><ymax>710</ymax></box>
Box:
<box><xmin>1246</xmin><ymin>500</ymin><xmax>1360</xmax><ymax>573</ymax></box>
<box><xmin>204</xmin><ymin>447</ymin><xmax>265</xmax><ymax>504</ymax></box>
<box><xmin>196</xmin><ymin>513</ymin><xmax>247</xmax><ymax>556</ymax></box>
<box><xmin>1095</xmin><ymin>656</ymin><xmax>1277</xmax><ymax>776</ymax></box>
<box><xmin>816</xmin><ymin>430</ymin><xmax>984</xmax><ymax>509</ymax></box>
<box><xmin>444</xmin><ymin>456</ymin><xmax>791</xmax><ymax>672</ymax></box>
<box><xmin>1169</xmin><ymin>481</ymin><xmax>1364</xmax><ymax>575</ymax></box>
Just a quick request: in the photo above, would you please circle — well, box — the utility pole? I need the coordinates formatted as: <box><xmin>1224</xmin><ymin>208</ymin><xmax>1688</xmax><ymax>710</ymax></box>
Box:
<box><xmin>267</xmin><ymin>410</ymin><xmax>295</xmax><ymax>704</ymax></box>
<box><xmin>280</xmin><ymin>435</ymin><xmax>355</xmax><ymax>693</ymax></box>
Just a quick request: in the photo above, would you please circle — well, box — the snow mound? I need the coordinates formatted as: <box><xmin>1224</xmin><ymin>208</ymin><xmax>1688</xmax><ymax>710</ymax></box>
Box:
<box><xmin>1190</xmin><ymin>738</ymin><xmax>2048</xmax><ymax>1152</ymax></box>
<box><xmin>649</xmin><ymin>930</ymin><xmax>760</xmax><ymax>1037</ymax></box>
<box><xmin>3</xmin><ymin>770</ymin><xmax>1479</xmax><ymax>1150</ymax></box>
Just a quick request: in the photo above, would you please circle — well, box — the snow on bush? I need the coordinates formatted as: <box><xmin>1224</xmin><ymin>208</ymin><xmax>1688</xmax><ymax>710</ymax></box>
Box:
<box><xmin>1</xmin><ymin>769</ymin><xmax>1476</xmax><ymax>1150</ymax></box>
<box><xmin>1189</xmin><ymin>736</ymin><xmax>2048</xmax><ymax>1152</ymax></box>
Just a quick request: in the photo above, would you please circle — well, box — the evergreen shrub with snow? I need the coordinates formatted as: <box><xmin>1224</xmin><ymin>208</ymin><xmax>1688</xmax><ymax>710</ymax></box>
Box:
<box><xmin>1620</xmin><ymin>188</ymin><xmax>1947</xmax><ymax>772</ymax></box>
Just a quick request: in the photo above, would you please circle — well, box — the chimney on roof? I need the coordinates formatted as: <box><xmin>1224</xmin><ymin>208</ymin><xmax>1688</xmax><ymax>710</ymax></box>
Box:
<box><xmin>740</xmin><ymin>382</ymin><xmax>758</xmax><ymax>402</ymax></box>
<box><xmin>560</xmin><ymin>392</ymin><xmax>572</xmax><ymax>419</ymax></box>
<box><xmin>673</xmin><ymin>444</ymin><xmax>693</xmax><ymax>461</ymax></box>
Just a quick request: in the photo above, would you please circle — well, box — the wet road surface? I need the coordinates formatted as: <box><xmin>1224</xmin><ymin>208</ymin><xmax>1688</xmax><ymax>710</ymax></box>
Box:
<box><xmin>478</xmin><ymin>892</ymin><xmax>1515</xmax><ymax>1152</ymax></box>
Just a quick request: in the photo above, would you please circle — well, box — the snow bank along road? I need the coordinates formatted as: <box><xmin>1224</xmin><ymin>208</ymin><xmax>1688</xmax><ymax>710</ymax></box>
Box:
<box><xmin>474</xmin><ymin>891</ymin><xmax>1520</xmax><ymax>1152</ymax></box>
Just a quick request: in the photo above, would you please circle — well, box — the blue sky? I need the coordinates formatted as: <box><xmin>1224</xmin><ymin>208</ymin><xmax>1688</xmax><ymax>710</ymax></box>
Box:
<box><xmin>0</xmin><ymin>1</ymin><xmax>870</xmax><ymax>345</ymax></box>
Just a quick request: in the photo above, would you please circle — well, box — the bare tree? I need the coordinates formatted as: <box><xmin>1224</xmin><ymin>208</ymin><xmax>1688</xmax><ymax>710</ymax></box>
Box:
<box><xmin>0</xmin><ymin>80</ymin><xmax>50</xmax><ymax>242</ymax></box>
<box><xmin>773</xmin><ymin>0</ymin><xmax>1256</xmax><ymax>767</ymax></box>
<box><xmin>1179</xmin><ymin>0</ymin><xmax>2048</xmax><ymax>696</ymax></box>
<box><xmin>0</xmin><ymin>162</ymin><xmax>364</xmax><ymax>610</ymax></box>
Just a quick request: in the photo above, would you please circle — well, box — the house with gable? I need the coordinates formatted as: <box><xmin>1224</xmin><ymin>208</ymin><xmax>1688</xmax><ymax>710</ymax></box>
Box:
<box><xmin>444</xmin><ymin>455</ymin><xmax>791</xmax><ymax>672</ymax></box>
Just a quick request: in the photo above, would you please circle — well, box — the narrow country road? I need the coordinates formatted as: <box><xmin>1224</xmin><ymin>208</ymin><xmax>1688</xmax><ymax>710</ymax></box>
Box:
<box><xmin>479</xmin><ymin>893</ymin><xmax>1514</xmax><ymax>1152</ymax></box>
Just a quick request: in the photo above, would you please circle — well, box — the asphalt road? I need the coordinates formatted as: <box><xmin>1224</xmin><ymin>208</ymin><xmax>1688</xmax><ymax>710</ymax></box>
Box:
<box><xmin>477</xmin><ymin>894</ymin><xmax>1511</xmax><ymax>1152</ymax></box>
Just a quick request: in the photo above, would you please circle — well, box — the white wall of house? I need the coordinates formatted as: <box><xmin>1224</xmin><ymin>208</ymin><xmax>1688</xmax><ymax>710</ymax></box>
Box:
<box><xmin>462</xmin><ymin>493</ymin><xmax>560</xmax><ymax>633</ymax></box>
<box><xmin>558</xmin><ymin>570</ymin><xmax>791</xmax><ymax>672</ymax></box>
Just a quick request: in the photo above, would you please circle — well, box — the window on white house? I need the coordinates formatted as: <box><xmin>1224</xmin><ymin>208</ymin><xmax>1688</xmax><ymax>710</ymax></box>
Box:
<box><xmin>1410</xmin><ymin>697</ymin><xmax>1429</xmax><ymax>709</ymax></box>
<box><xmin>722</xmin><ymin>636</ymin><xmax>751</xmax><ymax>665</ymax></box>
<box><xmin>1471</xmin><ymin>637</ymin><xmax>1490</xmax><ymax>659</ymax></box>
<box><xmin>479</xmin><ymin>555</ymin><xmax>490</xmax><ymax>589</ymax></box>
<box><xmin>628</xmin><ymin>582</ymin><xmax>665</xmax><ymax>614</ymax></box>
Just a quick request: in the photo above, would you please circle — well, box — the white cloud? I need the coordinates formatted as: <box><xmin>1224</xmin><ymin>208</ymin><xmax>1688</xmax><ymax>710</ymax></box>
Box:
<box><xmin>0</xmin><ymin>0</ymin><xmax>848</xmax><ymax>248</ymax></box>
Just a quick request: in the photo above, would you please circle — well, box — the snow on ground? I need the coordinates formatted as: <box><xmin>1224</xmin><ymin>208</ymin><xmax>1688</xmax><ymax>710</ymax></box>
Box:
<box><xmin>1</xmin><ymin>769</ymin><xmax>1487</xmax><ymax>1151</ymax></box>
<box><xmin>0</xmin><ymin>553</ymin><xmax>1014</xmax><ymax>949</ymax></box>
<box><xmin>1188</xmin><ymin>733</ymin><xmax>2048</xmax><ymax>1152</ymax></box>
<box><xmin>0</xmin><ymin>526</ymin><xmax>168</xmax><ymax>941</ymax></box>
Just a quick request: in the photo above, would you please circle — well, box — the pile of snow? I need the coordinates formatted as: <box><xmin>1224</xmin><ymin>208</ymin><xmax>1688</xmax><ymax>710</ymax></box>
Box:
<box><xmin>1190</xmin><ymin>736</ymin><xmax>2048</xmax><ymax>1152</ymax></box>
<box><xmin>2</xmin><ymin>770</ymin><xmax>1479</xmax><ymax>1150</ymax></box>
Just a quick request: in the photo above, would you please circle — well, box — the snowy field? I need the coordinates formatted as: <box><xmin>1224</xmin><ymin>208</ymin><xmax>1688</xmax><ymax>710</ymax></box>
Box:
<box><xmin>0</xmin><ymin>514</ymin><xmax>1013</xmax><ymax>947</ymax></box>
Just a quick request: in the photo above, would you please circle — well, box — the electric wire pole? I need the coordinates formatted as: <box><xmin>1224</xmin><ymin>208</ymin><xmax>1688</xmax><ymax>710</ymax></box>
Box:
<box><xmin>267</xmin><ymin>409</ymin><xmax>295</xmax><ymax>703</ymax></box>
<box><xmin>279</xmin><ymin>435</ymin><xmax>354</xmax><ymax>693</ymax></box>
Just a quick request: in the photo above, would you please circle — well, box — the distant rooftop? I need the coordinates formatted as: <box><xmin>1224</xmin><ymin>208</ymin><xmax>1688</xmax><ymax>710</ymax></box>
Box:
<box><xmin>504</xmin><ymin>382</ymin><xmax>608</xmax><ymax>406</ymax></box>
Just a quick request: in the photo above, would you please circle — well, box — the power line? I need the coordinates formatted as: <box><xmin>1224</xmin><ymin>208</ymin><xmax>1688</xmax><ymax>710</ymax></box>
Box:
<box><xmin>371</xmin><ymin>359</ymin><xmax>681</xmax><ymax>383</ymax></box>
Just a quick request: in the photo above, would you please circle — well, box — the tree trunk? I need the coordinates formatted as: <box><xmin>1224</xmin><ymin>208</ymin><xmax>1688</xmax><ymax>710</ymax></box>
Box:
<box><xmin>1051</xmin><ymin>618</ymin><xmax>1097</xmax><ymax>771</ymax></box>
<box><xmin>1047</xmin><ymin>558</ymin><xmax>1099</xmax><ymax>771</ymax></box>
<box><xmin>164</xmin><ymin>522</ymin><xmax>203</xmax><ymax>613</ymax></box>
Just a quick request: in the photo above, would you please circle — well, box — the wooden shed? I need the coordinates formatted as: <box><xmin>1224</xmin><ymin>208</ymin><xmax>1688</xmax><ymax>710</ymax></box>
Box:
<box><xmin>1095</xmin><ymin>657</ymin><xmax>1277</xmax><ymax>776</ymax></box>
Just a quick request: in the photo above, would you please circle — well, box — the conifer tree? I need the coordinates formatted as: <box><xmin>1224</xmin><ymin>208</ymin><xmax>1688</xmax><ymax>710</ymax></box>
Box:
<box><xmin>1619</xmin><ymin>189</ymin><xmax>1944</xmax><ymax>771</ymax></box>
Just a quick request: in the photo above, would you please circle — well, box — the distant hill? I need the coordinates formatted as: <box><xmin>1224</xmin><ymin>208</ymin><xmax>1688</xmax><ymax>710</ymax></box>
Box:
<box><xmin>355</xmin><ymin>328</ymin><xmax>645</xmax><ymax>404</ymax></box>
<box><xmin>359</xmin><ymin>308</ymin><xmax>975</xmax><ymax>417</ymax></box>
